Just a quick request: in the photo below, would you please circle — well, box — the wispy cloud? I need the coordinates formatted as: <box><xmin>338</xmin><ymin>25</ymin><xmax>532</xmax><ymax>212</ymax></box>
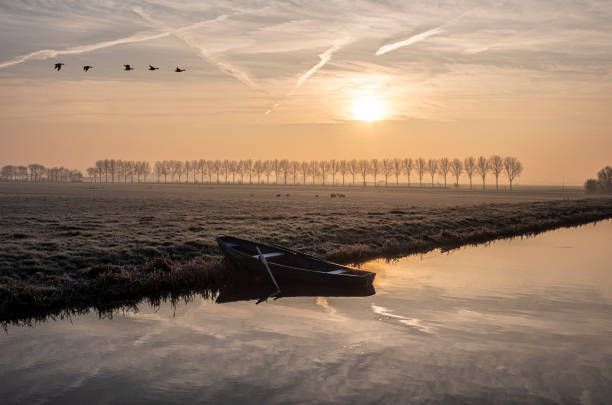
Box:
<box><xmin>297</xmin><ymin>42</ymin><xmax>342</xmax><ymax>87</ymax></box>
<box><xmin>376</xmin><ymin>27</ymin><xmax>445</xmax><ymax>56</ymax></box>
<box><xmin>132</xmin><ymin>7</ymin><xmax>264</xmax><ymax>93</ymax></box>
<box><xmin>376</xmin><ymin>10</ymin><xmax>473</xmax><ymax>56</ymax></box>
<box><xmin>0</xmin><ymin>31</ymin><xmax>171</xmax><ymax>70</ymax></box>
<box><xmin>0</xmin><ymin>18</ymin><xmax>221</xmax><ymax>70</ymax></box>
<box><xmin>266</xmin><ymin>41</ymin><xmax>344</xmax><ymax>114</ymax></box>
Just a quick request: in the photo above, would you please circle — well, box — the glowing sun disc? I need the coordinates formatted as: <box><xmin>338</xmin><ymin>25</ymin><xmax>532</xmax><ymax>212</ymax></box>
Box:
<box><xmin>353</xmin><ymin>96</ymin><xmax>383</xmax><ymax>121</ymax></box>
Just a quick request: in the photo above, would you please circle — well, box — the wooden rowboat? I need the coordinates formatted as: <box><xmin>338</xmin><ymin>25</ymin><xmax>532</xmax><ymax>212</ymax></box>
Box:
<box><xmin>216</xmin><ymin>235</ymin><xmax>376</xmax><ymax>287</ymax></box>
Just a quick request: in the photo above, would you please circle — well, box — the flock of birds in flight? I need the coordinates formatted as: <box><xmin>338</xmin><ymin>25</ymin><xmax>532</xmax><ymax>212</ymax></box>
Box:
<box><xmin>53</xmin><ymin>63</ymin><xmax>186</xmax><ymax>72</ymax></box>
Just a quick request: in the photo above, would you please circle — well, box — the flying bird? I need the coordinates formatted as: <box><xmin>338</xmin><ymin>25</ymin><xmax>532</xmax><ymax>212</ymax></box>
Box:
<box><xmin>83</xmin><ymin>65</ymin><xmax>93</xmax><ymax>72</ymax></box>
<box><xmin>148</xmin><ymin>65</ymin><xmax>159</xmax><ymax>71</ymax></box>
<box><xmin>123</xmin><ymin>64</ymin><xmax>134</xmax><ymax>71</ymax></box>
<box><xmin>175</xmin><ymin>67</ymin><xmax>185</xmax><ymax>72</ymax></box>
<box><xmin>54</xmin><ymin>63</ymin><xmax>64</xmax><ymax>71</ymax></box>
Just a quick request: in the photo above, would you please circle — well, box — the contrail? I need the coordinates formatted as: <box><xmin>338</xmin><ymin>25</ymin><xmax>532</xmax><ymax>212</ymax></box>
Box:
<box><xmin>376</xmin><ymin>10</ymin><xmax>473</xmax><ymax>56</ymax></box>
<box><xmin>0</xmin><ymin>31</ymin><xmax>171</xmax><ymax>69</ymax></box>
<box><xmin>376</xmin><ymin>27</ymin><xmax>444</xmax><ymax>56</ymax></box>
<box><xmin>297</xmin><ymin>43</ymin><xmax>341</xmax><ymax>88</ymax></box>
<box><xmin>132</xmin><ymin>7</ymin><xmax>264</xmax><ymax>92</ymax></box>
<box><xmin>266</xmin><ymin>42</ymin><xmax>343</xmax><ymax>115</ymax></box>
<box><xmin>0</xmin><ymin>20</ymin><xmax>217</xmax><ymax>70</ymax></box>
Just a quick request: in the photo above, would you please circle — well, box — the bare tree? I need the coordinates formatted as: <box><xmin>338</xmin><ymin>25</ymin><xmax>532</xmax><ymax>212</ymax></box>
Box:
<box><xmin>329</xmin><ymin>160</ymin><xmax>338</xmax><ymax>185</ymax></box>
<box><xmin>206</xmin><ymin>160</ymin><xmax>215</xmax><ymax>183</ymax></box>
<box><xmin>403</xmin><ymin>158</ymin><xmax>414</xmax><ymax>186</ymax></box>
<box><xmin>309</xmin><ymin>160</ymin><xmax>320</xmax><ymax>185</ymax></box>
<box><xmin>490</xmin><ymin>155</ymin><xmax>504</xmax><ymax>191</ymax></box>
<box><xmin>369</xmin><ymin>159</ymin><xmax>380</xmax><ymax>186</ymax></box>
<box><xmin>209</xmin><ymin>160</ymin><xmax>219</xmax><ymax>183</ymax></box>
<box><xmin>391</xmin><ymin>159</ymin><xmax>402</xmax><ymax>186</ymax></box>
<box><xmin>382</xmin><ymin>159</ymin><xmax>393</xmax><ymax>186</ymax></box>
<box><xmin>358</xmin><ymin>159</ymin><xmax>369</xmax><ymax>186</ymax></box>
<box><xmin>229</xmin><ymin>160</ymin><xmax>238</xmax><ymax>184</ymax></box>
<box><xmin>254</xmin><ymin>160</ymin><xmax>264</xmax><ymax>184</ymax></box>
<box><xmin>173</xmin><ymin>161</ymin><xmax>185</xmax><ymax>183</ymax></box>
<box><xmin>439</xmin><ymin>157</ymin><xmax>450</xmax><ymax>188</ymax></box>
<box><xmin>87</xmin><ymin>167</ymin><xmax>96</xmax><ymax>182</ymax></box>
<box><xmin>339</xmin><ymin>160</ymin><xmax>348</xmax><ymax>185</ymax></box>
<box><xmin>415</xmin><ymin>158</ymin><xmax>426</xmax><ymax>187</ymax></box>
<box><xmin>184</xmin><ymin>160</ymin><xmax>192</xmax><ymax>183</ymax></box>
<box><xmin>220</xmin><ymin>159</ymin><xmax>230</xmax><ymax>183</ymax></box>
<box><xmin>348</xmin><ymin>159</ymin><xmax>359</xmax><ymax>186</ymax></box>
<box><xmin>449</xmin><ymin>158</ymin><xmax>463</xmax><ymax>187</ymax></box>
<box><xmin>142</xmin><ymin>161</ymin><xmax>151</xmax><ymax>182</ymax></box>
<box><xmin>426</xmin><ymin>159</ymin><xmax>438</xmax><ymax>187</ymax></box>
<box><xmin>243</xmin><ymin>159</ymin><xmax>254</xmax><ymax>184</ymax></box>
<box><xmin>279</xmin><ymin>159</ymin><xmax>289</xmax><ymax>184</ymax></box>
<box><xmin>109</xmin><ymin>159</ymin><xmax>117</xmax><ymax>183</ymax></box>
<box><xmin>263</xmin><ymin>160</ymin><xmax>273</xmax><ymax>184</ymax></box>
<box><xmin>476</xmin><ymin>156</ymin><xmax>489</xmax><ymax>191</ymax></box>
<box><xmin>300</xmin><ymin>161</ymin><xmax>309</xmax><ymax>185</ymax></box>
<box><xmin>290</xmin><ymin>161</ymin><xmax>299</xmax><ymax>185</ymax></box>
<box><xmin>154</xmin><ymin>161</ymin><xmax>163</xmax><ymax>183</ymax></box>
<box><xmin>464</xmin><ymin>157</ymin><xmax>476</xmax><ymax>189</ymax></box>
<box><xmin>271</xmin><ymin>159</ymin><xmax>280</xmax><ymax>184</ymax></box>
<box><xmin>95</xmin><ymin>160</ymin><xmax>104</xmax><ymax>183</ymax></box>
<box><xmin>319</xmin><ymin>160</ymin><xmax>330</xmax><ymax>185</ymax></box>
<box><xmin>503</xmin><ymin>157</ymin><xmax>523</xmax><ymax>190</ymax></box>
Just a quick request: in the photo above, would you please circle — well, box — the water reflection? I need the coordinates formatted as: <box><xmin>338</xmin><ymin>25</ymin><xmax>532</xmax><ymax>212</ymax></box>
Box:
<box><xmin>1</xmin><ymin>220</ymin><xmax>611</xmax><ymax>404</ymax></box>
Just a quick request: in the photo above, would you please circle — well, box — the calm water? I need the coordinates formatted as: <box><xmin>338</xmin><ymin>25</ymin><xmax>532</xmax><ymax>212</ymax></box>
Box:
<box><xmin>2</xmin><ymin>221</ymin><xmax>611</xmax><ymax>404</ymax></box>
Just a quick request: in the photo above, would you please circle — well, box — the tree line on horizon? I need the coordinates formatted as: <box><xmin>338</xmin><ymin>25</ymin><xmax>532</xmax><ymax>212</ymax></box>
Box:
<box><xmin>1</xmin><ymin>156</ymin><xmax>524</xmax><ymax>190</ymax></box>
<box><xmin>79</xmin><ymin>156</ymin><xmax>523</xmax><ymax>191</ymax></box>
<box><xmin>0</xmin><ymin>164</ymin><xmax>83</xmax><ymax>183</ymax></box>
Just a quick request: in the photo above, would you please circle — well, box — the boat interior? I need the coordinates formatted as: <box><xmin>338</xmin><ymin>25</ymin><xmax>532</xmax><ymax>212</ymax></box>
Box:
<box><xmin>222</xmin><ymin>238</ymin><xmax>352</xmax><ymax>274</ymax></box>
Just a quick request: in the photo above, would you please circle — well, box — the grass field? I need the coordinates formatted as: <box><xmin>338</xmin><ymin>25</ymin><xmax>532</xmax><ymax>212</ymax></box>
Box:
<box><xmin>1</xmin><ymin>182</ymin><xmax>611</xmax><ymax>322</ymax></box>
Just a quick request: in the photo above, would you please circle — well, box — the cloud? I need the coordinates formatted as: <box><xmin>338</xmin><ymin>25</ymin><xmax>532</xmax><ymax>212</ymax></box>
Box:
<box><xmin>376</xmin><ymin>9</ymin><xmax>474</xmax><ymax>56</ymax></box>
<box><xmin>0</xmin><ymin>18</ymin><xmax>222</xmax><ymax>70</ymax></box>
<box><xmin>266</xmin><ymin>41</ymin><xmax>344</xmax><ymax>115</ymax></box>
<box><xmin>0</xmin><ymin>31</ymin><xmax>171</xmax><ymax>70</ymax></box>
<box><xmin>376</xmin><ymin>27</ymin><xmax>445</xmax><ymax>56</ymax></box>
<box><xmin>297</xmin><ymin>42</ymin><xmax>342</xmax><ymax>88</ymax></box>
<box><xmin>132</xmin><ymin>7</ymin><xmax>264</xmax><ymax>93</ymax></box>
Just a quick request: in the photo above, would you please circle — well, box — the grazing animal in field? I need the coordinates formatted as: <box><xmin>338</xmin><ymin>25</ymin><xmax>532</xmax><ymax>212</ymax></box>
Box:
<box><xmin>83</xmin><ymin>65</ymin><xmax>93</xmax><ymax>72</ymax></box>
<box><xmin>123</xmin><ymin>64</ymin><xmax>134</xmax><ymax>71</ymax></box>
<box><xmin>330</xmin><ymin>193</ymin><xmax>337</xmax><ymax>198</ymax></box>
<box><xmin>54</xmin><ymin>63</ymin><xmax>64</xmax><ymax>71</ymax></box>
<box><xmin>148</xmin><ymin>65</ymin><xmax>159</xmax><ymax>71</ymax></box>
<box><xmin>175</xmin><ymin>67</ymin><xmax>186</xmax><ymax>72</ymax></box>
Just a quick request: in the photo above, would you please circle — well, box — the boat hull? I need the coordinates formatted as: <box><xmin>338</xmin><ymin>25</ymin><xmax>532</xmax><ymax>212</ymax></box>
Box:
<box><xmin>217</xmin><ymin>236</ymin><xmax>375</xmax><ymax>287</ymax></box>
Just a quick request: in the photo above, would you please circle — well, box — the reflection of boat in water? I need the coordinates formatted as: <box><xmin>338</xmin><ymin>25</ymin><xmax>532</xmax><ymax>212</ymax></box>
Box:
<box><xmin>216</xmin><ymin>235</ymin><xmax>376</xmax><ymax>287</ymax></box>
<box><xmin>216</xmin><ymin>279</ymin><xmax>375</xmax><ymax>304</ymax></box>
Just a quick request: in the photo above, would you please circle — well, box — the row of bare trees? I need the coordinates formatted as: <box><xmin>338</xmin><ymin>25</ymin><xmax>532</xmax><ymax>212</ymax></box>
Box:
<box><xmin>87</xmin><ymin>156</ymin><xmax>523</xmax><ymax>190</ymax></box>
<box><xmin>87</xmin><ymin>160</ymin><xmax>152</xmax><ymax>183</ymax></box>
<box><xmin>0</xmin><ymin>164</ymin><xmax>83</xmax><ymax>183</ymax></box>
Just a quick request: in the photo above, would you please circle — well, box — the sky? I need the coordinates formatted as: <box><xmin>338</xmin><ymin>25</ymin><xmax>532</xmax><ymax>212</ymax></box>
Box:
<box><xmin>1</xmin><ymin>0</ymin><xmax>611</xmax><ymax>185</ymax></box>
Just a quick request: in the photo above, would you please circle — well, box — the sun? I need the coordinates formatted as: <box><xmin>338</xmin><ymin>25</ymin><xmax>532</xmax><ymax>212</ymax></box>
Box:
<box><xmin>352</xmin><ymin>95</ymin><xmax>383</xmax><ymax>122</ymax></box>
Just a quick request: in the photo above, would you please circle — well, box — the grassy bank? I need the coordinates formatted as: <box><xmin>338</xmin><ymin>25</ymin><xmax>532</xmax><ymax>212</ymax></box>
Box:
<box><xmin>1</xmin><ymin>183</ymin><xmax>611</xmax><ymax>324</ymax></box>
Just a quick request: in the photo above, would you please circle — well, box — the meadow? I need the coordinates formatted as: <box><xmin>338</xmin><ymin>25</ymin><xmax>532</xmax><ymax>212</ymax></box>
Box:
<box><xmin>1</xmin><ymin>182</ymin><xmax>611</xmax><ymax>322</ymax></box>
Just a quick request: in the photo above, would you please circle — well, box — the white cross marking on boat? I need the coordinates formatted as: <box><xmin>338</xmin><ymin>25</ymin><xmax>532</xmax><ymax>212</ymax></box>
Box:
<box><xmin>328</xmin><ymin>269</ymin><xmax>347</xmax><ymax>274</ymax></box>
<box><xmin>251</xmin><ymin>252</ymin><xmax>285</xmax><ymax>259</ymax></box>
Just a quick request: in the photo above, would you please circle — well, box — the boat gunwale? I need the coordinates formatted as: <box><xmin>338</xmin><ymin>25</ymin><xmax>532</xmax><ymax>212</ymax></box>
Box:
<box><xmin>216</xmin><ymin>235</ymin><xmax>374</xmax><ymax>279</ymax></box>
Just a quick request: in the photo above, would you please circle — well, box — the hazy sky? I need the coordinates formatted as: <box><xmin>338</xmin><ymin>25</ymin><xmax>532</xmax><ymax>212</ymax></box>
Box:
<box><xmin>1</xmin><ymin>0</ymin><xmax>611</xmax><ymax>184</ymax></box>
